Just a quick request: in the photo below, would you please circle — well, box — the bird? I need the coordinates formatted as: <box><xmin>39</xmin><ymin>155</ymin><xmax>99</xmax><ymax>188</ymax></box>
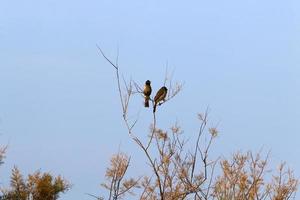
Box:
<box><xmin>153</xmin><ymin>86</ymin><xmax>168</xmax><ymax>112</ymax></box>
<box><xmin>143</xmin><ymin>80</ymin><xmax>152</xmax><ymax>107</ymax></box>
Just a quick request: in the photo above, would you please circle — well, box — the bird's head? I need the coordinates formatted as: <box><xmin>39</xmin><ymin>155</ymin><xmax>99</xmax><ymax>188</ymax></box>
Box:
<box><xmin>163</xmin><ymin>86</ymin><xmax>168</xmax><ymax>91</ymax></box>
<box><xmin>145</xmin><ymin>80</ymin><xmax>151</xmax><ymax>85</ymax></box>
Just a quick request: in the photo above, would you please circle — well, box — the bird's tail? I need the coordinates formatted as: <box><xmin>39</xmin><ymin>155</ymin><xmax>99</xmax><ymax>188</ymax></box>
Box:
<box><xmin>144</xmin><ymin>96</ymin><xmax>150</xmax><ymax>107</ymax></box>
<box><xmin>153</xmin><ymin>103</ymin><xmax>157</xmax><ymax>112</ymax></box>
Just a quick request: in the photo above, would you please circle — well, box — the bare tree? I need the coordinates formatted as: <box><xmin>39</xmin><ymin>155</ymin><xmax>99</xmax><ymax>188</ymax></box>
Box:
<box><xmin>96</xmin><ymin>46</ymin><xmax>218</xmax><ymax>200</ymax></box>
<box><xmin>96</xmin><ymin>46</ymin><xmax>298</xmax><ymax>200</ymax></box>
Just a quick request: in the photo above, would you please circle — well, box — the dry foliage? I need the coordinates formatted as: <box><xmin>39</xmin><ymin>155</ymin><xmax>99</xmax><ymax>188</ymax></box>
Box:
<box><xmin>96</xmin><ymin>47</ymin><xmax>298</xmax><ymax>200</ymax></box>
<box><xmin>101</xmin><ymin>153</ymin><xmax>140</xmax><ymax>200</ymax></box>
<box><xmin>0</xmin><ymin>146</ymin><xmax>7</xmax><ymax>166</ymax></box>
<box><xmin>1</xmin><ymin>166</ymin><xmax>70</xmax><ymax>200</ymax></box>
<box><xmin>213</xmin><ymin>152</ymin><xmax>298</xmax><ymax>200</ymax></box>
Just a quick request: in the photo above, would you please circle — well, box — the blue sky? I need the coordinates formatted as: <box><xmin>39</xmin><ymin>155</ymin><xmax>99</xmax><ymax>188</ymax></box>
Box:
<box><xmin>0</xmin><ymin>0</ymin><xmax>300</xmax><ymax>199</ymax></box>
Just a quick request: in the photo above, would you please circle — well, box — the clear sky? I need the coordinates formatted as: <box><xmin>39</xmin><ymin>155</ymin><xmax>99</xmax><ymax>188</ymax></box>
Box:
<box><xmin>0</xmin><ymin>0</ymin><xmax>300</xmax><ymax>199</ymax></box>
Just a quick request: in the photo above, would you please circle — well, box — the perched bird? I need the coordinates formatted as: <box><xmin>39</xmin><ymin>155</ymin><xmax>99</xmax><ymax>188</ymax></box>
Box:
<box><xmin>143</xmin><ymin>80</ymin><xmax>152</xmax><ymax>107</ymax></box>
<box><xmin>153</xmin><ymin>86</ymin><xmax>168</xmax><ymax>112</ymax></box>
